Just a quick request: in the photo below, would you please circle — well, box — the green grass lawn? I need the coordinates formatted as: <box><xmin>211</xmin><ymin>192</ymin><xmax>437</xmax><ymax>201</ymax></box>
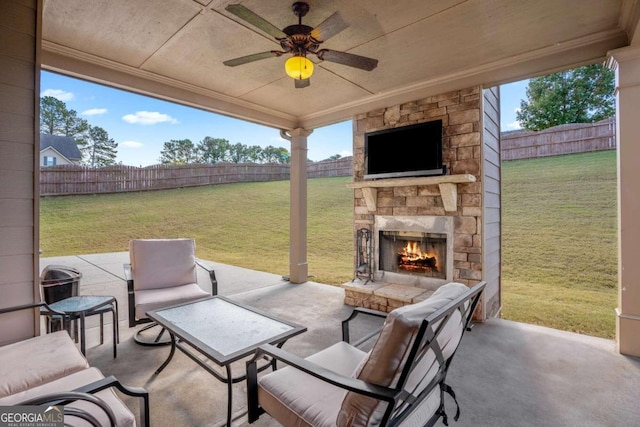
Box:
<box><xmin>39</xmin><ymin>176</ymin><xmax>355</xmax><ymax>285</ymax></box>
<box><xmin>40</xmin><ymin>150</ymin><xmax>619</xmax><ymax>338</ymax></box>
<box><xmin>501</xmin><ymin>150</ymin><xmax>617</xmax><ymax>338</ymax></box>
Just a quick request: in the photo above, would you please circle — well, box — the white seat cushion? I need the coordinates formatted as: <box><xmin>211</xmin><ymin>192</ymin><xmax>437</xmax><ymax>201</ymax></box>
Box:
<box><xmin>0</xmin><ymin>331</ymin><xmax>89</xmax><ymax>399</ymax></box>
<box><xmin>134</xmin><ymin>283</ymin><xmax>209</xmax><ymax>319</ymax></box>
<box><xmin>0</xmin><ymin>367</ymin><xmax>136</xmax><ymax>427</ymax></box>
<box><xmin>259</xmin><ymin>341</ymin><xmax>368</xmax><ymax>427</ymax></box>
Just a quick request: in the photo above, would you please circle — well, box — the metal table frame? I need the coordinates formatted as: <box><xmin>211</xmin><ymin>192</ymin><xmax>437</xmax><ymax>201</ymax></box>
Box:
<box><xmin>147</xmin><ymin>295</ymin><xmax>306</xmax><ymax>426</ymax></box>
<box><xmin>43</xmin><ymin>295</ymin><xmax>119</xmax><ymax>357</ymax></box>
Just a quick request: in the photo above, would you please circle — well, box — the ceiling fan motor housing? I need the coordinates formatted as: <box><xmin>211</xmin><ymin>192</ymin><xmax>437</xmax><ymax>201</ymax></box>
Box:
<box><xmin>280</xmin><ymin>25</ymin><xmax>319</xmax><ymax>53</ymax></box>
<box><xmin>283</xmin><ymin>24</ymin><xmax>313</xmax><ymax>36</ymax></box>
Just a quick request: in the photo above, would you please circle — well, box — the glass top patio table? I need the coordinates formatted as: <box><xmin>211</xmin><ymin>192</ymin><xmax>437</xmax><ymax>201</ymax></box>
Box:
<box><xmin>147</xmin><ymin>295</ymin><xmax>306</xmax><ymax>365</ymax></box>
<box><xmin>44</xmin><ymin>295</ymin><xmax>114</xmax><ymax>314</ymax></box>
<box><xmin>147</xmin><ymin>295</ymin><xmax>306</xmax><ymax>426</ymax></box>
<box><xmin>42</xmin><ymin>295</ymin><xmax>118</xmax><ymax>357</ymax></box>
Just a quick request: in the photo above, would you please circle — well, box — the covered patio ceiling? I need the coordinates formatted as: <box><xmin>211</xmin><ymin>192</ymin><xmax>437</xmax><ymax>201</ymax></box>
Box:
<box><xmin>41</xmin><ymin>0</ymin><xmax>638</xmax><ymax>131</ymax></box>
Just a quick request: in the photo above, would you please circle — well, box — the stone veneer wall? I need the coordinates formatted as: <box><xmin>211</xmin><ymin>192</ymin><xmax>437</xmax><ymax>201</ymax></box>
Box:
<box><xmin>348</xmin><ymin>86</ymin><xmax>484</xmax><ymax>309</ymax></box>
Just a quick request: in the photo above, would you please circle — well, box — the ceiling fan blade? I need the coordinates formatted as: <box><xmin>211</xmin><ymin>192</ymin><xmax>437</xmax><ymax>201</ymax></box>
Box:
<box><xmin>225</xmin><ymin>4</ymin><xmax>286</xmax><ymax>39</ymax></box>
<box><xmin>295</xmin><ymin>78</ymin><xmax>311</xmax><ymax>89</ymax></box>
<box><xmin>316</xmin><ymin>49</ymin><xmax>378</xmax><ymax>71</ymax></box>
<box><xmin>310</xmin><ymin>12</ymin><xmax>348</xmax><ymax>42</ymax></box>
<box><xmin>223</xmin><ymin>51</ymin><xmax>277</xmax><ymax>67</ymax></box>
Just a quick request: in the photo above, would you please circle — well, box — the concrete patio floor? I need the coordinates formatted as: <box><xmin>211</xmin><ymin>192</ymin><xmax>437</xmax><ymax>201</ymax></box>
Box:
<box><xmin>40</xmin><ymin>253</ymin><xmax>640</xmax><ymax>427</ymax></box>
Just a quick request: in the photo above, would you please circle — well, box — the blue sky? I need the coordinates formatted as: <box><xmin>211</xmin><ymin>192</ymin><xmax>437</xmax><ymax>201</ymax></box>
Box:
<box><xmin>41</xmin><ymin>71</ymin><xmax>528</xmax><ymax>166</ymax></box>
<box><xmin>499</xmin><ymin>79</ymin><xmax>529</xmax><ymax>131</ymax></box>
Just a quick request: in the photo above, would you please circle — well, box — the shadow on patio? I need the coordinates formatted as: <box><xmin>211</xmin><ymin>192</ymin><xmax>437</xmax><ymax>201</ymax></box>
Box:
<box><xmin>40</xmin><ymin>253</ymin><xmax>640</xmax><ymax>426</ymax></box>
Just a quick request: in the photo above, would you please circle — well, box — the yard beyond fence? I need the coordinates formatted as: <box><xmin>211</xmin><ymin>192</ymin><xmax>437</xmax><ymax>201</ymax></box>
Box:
<box><xmin>40</xmin><ymin>157</ymin><xmax>353</xmax><ymax>196</ymax></box>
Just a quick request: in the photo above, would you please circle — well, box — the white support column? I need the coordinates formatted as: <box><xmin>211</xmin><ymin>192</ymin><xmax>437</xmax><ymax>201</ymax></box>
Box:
<box><xmin>608</xmin><ymin>46</ymin><xmax>640</xmax><ymax>357</ymax></box>
<box><xmin>281</xmin><ymin>128</ymin><xmax>313</xmax><ymax>284</ymax></box>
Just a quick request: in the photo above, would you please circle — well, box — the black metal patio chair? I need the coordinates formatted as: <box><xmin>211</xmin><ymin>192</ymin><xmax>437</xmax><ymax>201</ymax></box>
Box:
<box><xmin>124</xmin><ymin>238</ymin><xmax>218</xmax><ymax>346</ymax></box>
<box><xmin>247</xmin><ymin>280</ymin><xmax>486</xmax><ymax>427</ymax></box>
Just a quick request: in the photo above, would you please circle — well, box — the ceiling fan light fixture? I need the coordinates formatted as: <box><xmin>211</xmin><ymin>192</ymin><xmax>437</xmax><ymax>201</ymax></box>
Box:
<box><xmin>285</xmin><ymin>55</ymin><xmax>314</xmax><ymax>80</ymax></box>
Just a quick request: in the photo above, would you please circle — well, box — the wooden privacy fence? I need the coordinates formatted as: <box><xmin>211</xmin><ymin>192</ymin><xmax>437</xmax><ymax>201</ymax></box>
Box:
<box><xmin>501</xmin><ymin>118</ymin><xmax>615</xmax><ymax>161</ymax></box>
<box><xmin>41</xmin><ymin>117</ymin><xmax>617</xmax><ymax>196</ymax></box>
<box><xmin>308</xmin><ymin>156</ymin><xmax>352</xmax><ymax>177</ymax></box>
<box><xmin>40</xmin><ymin>157</ymin><xmax>354</xmax><ymax>196</ymax></box>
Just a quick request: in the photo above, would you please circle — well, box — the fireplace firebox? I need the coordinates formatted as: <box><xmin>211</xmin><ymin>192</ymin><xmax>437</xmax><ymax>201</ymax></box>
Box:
<box><xmin>373</xmin><ymin>215</ymin><xmax>454</xmax><ymax>289</ymax></box>
<box><xmin>379</xmin><ymin>231</ymin><xmax>447</xmax><ymax>280</ymax></box>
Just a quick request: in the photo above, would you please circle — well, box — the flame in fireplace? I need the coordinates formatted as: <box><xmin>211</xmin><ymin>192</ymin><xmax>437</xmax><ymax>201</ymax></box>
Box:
<box><xmin>398</xmin><ymin>241</ymin><xmax>438</xmax><ymax>271</ymax></box>
<box><xmin>402</xmin><ymin>241</ymin><xmax>435</xmax><ymax>261</ymax></box>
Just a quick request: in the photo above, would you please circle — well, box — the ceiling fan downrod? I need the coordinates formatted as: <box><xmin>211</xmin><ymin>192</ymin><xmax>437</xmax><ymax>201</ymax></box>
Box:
<box><xmin>292</xmin><ymin>2</ymin><xmax>310</xmax><ymax>23</ymax></box>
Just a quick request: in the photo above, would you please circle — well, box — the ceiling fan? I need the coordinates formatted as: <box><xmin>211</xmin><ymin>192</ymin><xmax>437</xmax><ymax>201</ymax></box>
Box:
<box><xmin>223</xmin><ymin>2</ymin><xmax>378</xmax><ymax>88</ymax></box>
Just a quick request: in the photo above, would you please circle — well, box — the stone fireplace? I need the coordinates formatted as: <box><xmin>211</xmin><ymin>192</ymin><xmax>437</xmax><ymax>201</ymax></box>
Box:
<box><xmin>342</xmin><ymin>86</ymin><xmax>501</xmax><ymax>318</ymax></box>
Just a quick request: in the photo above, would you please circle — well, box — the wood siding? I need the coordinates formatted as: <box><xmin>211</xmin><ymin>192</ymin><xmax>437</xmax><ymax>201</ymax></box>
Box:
<box><xmin>0</xmin><ymin>0</ymin><xmax>40</xmax><ymax>345</ymax></box>
<box><xmin>482</xmin><ymin>86</ymin><xmax>501</xmax><ymax>318</ymax></box>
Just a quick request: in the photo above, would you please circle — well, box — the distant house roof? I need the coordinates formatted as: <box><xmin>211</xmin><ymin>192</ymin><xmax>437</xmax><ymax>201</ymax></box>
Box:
<box><xmin>40</xmin><ymin>134</ymin><xmax>82</xmax><ymax>161</ymax></box>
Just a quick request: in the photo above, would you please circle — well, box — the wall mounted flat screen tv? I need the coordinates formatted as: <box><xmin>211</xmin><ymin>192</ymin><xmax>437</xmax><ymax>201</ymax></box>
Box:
<box><xmin>364</xmin><ymin>119</ymin><xmax>445</xmax><ymax>180</ymax></box>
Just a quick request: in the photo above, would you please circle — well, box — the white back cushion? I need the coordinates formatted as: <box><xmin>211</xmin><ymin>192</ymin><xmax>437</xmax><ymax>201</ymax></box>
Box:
<box><xmin>0</xmin><ymin>331</ymin><xmax>89</xmax><ymax>399</ymax></box>
<box><xmin>130</xmin><ymin>238</ymin><xmax>197</xmax><ymax>290</ymax></box>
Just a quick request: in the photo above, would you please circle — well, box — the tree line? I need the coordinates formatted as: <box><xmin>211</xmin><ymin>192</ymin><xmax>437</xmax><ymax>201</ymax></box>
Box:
<box><xmin>158</xmin><ymin>138</ymin><xmax>290</xmax><ymax>165</ymax></box>
<box><xmin>516</xmin><ymin>64</ymin><xmax>615</xmax><ymax>131</ymax></box>
<box><xmin>39</xmin><ymin>96</ymin><xmax>291</xmax><ymax>167</ymax></box>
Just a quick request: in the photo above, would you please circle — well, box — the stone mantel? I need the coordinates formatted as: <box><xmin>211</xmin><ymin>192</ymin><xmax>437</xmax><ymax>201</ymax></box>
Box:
<box><xmin>346</xmin><ymin>174</ymin><xmax>476</xmax><ymax>212</ymax></box>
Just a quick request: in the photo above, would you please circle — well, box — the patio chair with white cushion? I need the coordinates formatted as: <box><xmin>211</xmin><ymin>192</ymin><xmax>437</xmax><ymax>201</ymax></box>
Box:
<box><xmin>0</xmin><ymin>302</ymin><xmax>149</xmax><ymax>427</ymax></box>
<box><xmin>124</xmin><ymin>238</ymin><xmax>217</xmax><ymax>346</ymax></box>
<box><xmin>247</xmin><ymin>280</ymin><xmax>486</xmax><ymax>427</ymax></box>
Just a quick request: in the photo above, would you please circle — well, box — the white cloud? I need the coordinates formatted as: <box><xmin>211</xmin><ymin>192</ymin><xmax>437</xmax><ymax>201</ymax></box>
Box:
<box><xmin>514</xmin><ymin>107</ymin><xmax>521</xmax><ymax>114</ymax></box>
<box><xmin>81</xmin><ymin>108</ymin><xmax>108</xmax><ymax>116</ymax></box>
<box><xmin>506</xmin><ymin>121</ymin><xmax>522</xmax><ymax>130</ymax></box>
<box><xmin>122</xmin><ymin>111</ymin><xmax>179</xmax><ymax>125</ymax></box>
<box><xmin>271</xmin><ymin>135</ymin><xmax>288</xmax><ymax>143</ymax></box>
<box><xmin>121</xmin><ymin>140</ymin><xmax>144</xmax><ymax>148</ymax></box>
<box><xmin>339</xmin><ymin>150</ymin><xmax>353</xmax><ymax>157</ymax></box>
<box><xmin>41</xmin><ymin>89</ymin><xmax>74</xmax><ymax>102</ymax></box>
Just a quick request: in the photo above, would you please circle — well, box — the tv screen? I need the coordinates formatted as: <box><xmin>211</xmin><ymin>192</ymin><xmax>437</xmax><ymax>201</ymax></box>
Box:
<box><xmin>364</xmin><ymin>120</ymin><xmax>444</xmax><ymax>180</ymax></box>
